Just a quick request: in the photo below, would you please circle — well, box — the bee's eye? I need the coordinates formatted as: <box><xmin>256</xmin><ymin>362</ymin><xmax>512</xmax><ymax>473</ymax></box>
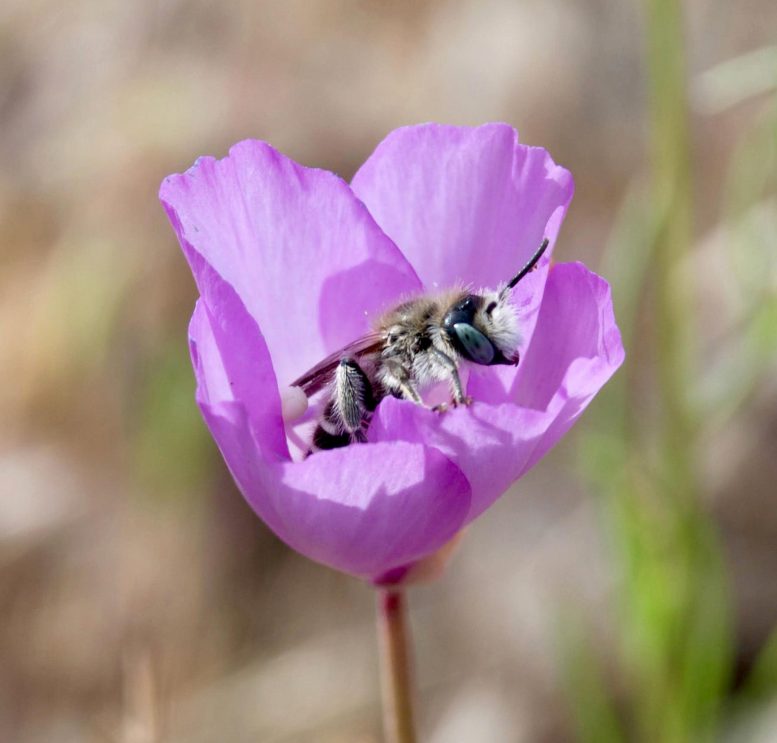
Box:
<box><xmin>485</xmin><ymin>301</ymin><xmax>497</xmax><ymax>315</ymax></box>
<box><xmin>443</xmin><ymin>295</ymin><xmax>479</xmax><ymax>332</ymax></box>
<box><xmin>451</xmin><ymin>323</ymin><xmax>495</xmax><ymax>365</ymax></box>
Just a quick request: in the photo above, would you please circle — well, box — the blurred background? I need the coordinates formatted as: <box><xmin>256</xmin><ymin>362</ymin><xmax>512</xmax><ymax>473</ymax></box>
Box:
<box><xmin>1</xmin><ymin>1</ymin><xmax>776</xmax><ymax>741</ymax></box>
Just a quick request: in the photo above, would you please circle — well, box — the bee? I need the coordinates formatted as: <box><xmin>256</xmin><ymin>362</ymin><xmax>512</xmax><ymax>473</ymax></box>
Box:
<box><xmin>292</xmin><ymin>238</ymin><xmax>550</xmax><ymax>452</ymax></box>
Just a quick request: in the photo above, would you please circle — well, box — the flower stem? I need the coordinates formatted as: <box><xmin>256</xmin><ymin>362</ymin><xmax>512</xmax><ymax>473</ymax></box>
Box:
<box><xmin>377</xmin><ymin>588</ymin><xmax>417</xmax><ymax>743</ymax></box>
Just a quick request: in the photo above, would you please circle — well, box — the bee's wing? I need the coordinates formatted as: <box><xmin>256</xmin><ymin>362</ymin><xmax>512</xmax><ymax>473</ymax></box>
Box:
<box><xmin>290</xmin><ymin>333</ymin><xmax>384</xmax><ymax>397</ymax></box>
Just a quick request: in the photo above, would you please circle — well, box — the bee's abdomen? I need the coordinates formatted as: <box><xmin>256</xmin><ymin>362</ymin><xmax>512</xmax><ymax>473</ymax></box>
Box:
<box><xmin>312</xmin><ymin>424</ymin><xmax>353</xmax><ymax>451</ymax></box>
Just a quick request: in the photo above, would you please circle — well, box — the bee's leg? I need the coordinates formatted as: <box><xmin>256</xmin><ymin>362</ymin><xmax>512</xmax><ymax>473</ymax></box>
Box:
<box><xmin>430</xmin><ymin>348</ymin><xmax>472</xmax><ymax>406</ymax></box>
<box><xmin>333</xmin><ymin>357</ymin><xmax>376</xmax><ymax>443</ymax></box>
<box><xmin>310</xmin><ymin>358</ymin><xmax>376</xmax><ymax>452</ymax></box>
<box><xmin>395</xmin><ymin>378</ymin><xmax>424</xmax><ymax>406</ymax></box>
<box><xmin>384</xmin><ymin>361</ymin><xmax>431</xmax><ymax>408</ymax></box>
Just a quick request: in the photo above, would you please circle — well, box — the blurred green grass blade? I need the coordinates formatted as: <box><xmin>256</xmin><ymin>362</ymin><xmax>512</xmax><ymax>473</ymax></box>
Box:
<box><xmin>677</xmin><ymin>525</ymin><xmax>734</xmax><ymax>739</ymax></box>
<box><xmin>556</xmin><ymin>615</ymin><xmax>627</xmax><ymax>743</ymax></box>
<box><xmin>743</xmin><ymin>627</ymin><xmax>777</xmax><ymax>701</ymax></box>
<box><xmin>645</xmin><ymin>0</ymin><xmax>697</xmax><ymax>497</ymax></box>
<box><xmin>571</xmin><ymin>3</ymin><xmax>736</xmax><ymax>740</ymax></box>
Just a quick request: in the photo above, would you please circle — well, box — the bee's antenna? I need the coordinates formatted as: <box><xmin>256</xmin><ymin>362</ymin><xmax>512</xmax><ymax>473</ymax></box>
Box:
<box><xmin>503</xmin><ymin>238</ymin><xmax>550</xmax><ymax>294</ymax></box>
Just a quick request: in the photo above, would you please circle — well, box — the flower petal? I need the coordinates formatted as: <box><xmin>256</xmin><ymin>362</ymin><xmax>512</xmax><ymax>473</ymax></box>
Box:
<box><xmin>161</xmin><ymin>140</ymin><xmax>422</xmax><ymax>385</ymax></box>
<box><xmin>369</xmin><ymin>261</ymin><xmax>624</xmax><ymax>520</ymax></box>
<box><xmin>351</xmin><ymin>123</ymin><xmax>574</xmax><ymax>290</ymax></box>
<box><xmin>511</xmin><ymin>261</ymin><xmax>625</xmax><ymax>407</ymax></box>
<box><xmin>188</xmin><ymin>250</ymin><xmax>288</xmax><ymax>461</ymax></box>
<box><xmin>199</xmin><ymin>399</ymin><xmax>472</xmax><ymax>579</ymax></box>
<box><xmin>368</xmin><ymin>398</ymin><xmax>551</xmax><ymax>522</ymax></box>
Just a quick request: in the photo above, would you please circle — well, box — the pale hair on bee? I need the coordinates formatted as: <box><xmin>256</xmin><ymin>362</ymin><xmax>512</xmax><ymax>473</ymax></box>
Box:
<box><xmin>291</xmin><ymin>238</ymin><xmax>550</xmax><ymax>453</ymax></box>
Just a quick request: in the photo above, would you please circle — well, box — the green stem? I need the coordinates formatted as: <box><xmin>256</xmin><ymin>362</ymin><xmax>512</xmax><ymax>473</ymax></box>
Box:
<box><xmin>377</xmin><ymin>588</ymin><xmax>417</xmax><ymax>743</ymax></box>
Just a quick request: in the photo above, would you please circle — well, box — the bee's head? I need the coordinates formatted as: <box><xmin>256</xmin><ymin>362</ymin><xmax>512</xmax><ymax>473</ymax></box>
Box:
<box><xmin>441</xmin><ymin>237</ymin><xmax>549</xmax><ymax>366</ymax></box>
<box><xmin>442</xmin><ymin>293</ymin><xmax>520</xmax><ymax>366</ymax></box>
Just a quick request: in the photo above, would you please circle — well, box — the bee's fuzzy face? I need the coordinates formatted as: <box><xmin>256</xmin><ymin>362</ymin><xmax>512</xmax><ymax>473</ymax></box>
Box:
<box><xmin>474</xmin><ymin>289</ymin><xmax>521</xmax><ymax>363</ymax></box>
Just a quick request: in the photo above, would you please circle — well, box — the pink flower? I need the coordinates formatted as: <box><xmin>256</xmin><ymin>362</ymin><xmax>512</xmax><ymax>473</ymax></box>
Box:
<box><xmin>159</xmin><ymin>124</ymin><xmax>624</xmax><ymax>582</ymax></box>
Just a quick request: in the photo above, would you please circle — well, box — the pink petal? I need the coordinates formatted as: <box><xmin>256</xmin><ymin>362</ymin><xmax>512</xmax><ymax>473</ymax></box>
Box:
<box><xmin>351</xmin><ymin>123</ymin><xmax>573</xmax><ymax>291</ymax></box>
<box><xmin>188</xmin><ymin>248</ymin><xmax>288</xmax><ymax>460</ymax></box>
<box><xmin>369</xmin><ymin>261</ymin><xmax>624</xmax><ymax>521</ymax></box>
<box><xmin>368</xmin><ymin>398</ymin><xmax>551</xmax><ymax>521</ymax></box>
<box><xmin>199</xmin><ymin>400</ymin><xmax>472</xmax><ymax>579</ymax></box>
<box><xmin>511</xmin><ymin>261</ymin><xmax>625</xmax><ymax>407</ymax></box>
<box><xmin>161</xmin><ymin>140</ymin><xmax>422</xmax><ymax>386</ymax></box>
